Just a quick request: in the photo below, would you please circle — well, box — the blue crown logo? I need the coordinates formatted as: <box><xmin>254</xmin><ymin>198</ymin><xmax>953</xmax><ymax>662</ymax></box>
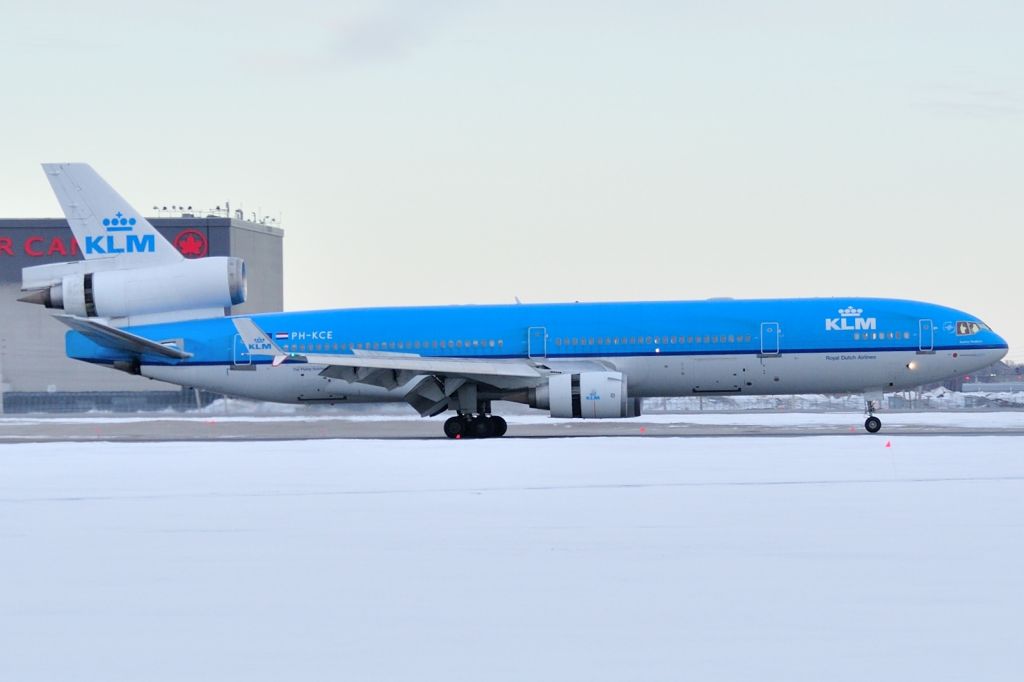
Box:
<box><xmin>102</xmin><ymin>211</ymin><xmax>137</xmax><ymax>232</ymax></box>
<box><xmin>838</xmin><ymin>306</ymin><xmax>863</xmax><ymax>318</ymax></box>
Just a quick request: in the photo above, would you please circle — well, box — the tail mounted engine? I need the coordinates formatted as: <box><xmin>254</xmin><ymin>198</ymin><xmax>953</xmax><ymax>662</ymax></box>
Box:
<box><xmin>20</xmin><ymin>257</ymin><xmax>246</xmax><ymax>323</ymax></box>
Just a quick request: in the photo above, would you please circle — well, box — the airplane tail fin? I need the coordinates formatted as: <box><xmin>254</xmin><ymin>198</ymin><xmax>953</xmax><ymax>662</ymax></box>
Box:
<box><xmin>42</xmin><ymin>163</ymin><xmax>182</xmax><ymax>266</ymax></box>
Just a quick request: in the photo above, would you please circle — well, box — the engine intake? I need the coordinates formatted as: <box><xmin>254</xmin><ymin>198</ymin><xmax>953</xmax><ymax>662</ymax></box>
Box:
<box><xmin>531</xmin><ymin>371</ymin><xmax>640</xmax><ymax>418</ymax></box>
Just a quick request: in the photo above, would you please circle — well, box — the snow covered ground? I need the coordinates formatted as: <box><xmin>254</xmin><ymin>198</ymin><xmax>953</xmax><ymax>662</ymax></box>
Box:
<box><xmin>2</xmin><ymin>409</ymin><xmax>1024</xmax><ymax>429</ymax></box>
<box><xmin>2</xmin><ymin>436</ymin><xmax>1023</xmax><ymax>681</ymax></box>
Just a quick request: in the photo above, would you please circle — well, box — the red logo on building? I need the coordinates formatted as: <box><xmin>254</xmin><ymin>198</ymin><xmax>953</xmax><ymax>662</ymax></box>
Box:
<box><xmin>174</xmin><ymin>229</ymin><xmax>208</xmax><ymax>258</ymax></box>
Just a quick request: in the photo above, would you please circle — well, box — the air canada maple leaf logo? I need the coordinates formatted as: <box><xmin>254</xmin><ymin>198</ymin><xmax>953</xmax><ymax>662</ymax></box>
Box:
<box><xmin>173</xmin><ymin>229</ymin><xmax>208</xmax><ymax>258</ymax></box>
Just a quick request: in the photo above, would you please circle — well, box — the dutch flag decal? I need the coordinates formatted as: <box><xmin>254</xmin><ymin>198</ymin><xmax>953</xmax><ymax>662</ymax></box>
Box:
<box><xmin>274</xmin><ymin>332</ymin><xmax>289</xmax><ymax>340</ymax></box>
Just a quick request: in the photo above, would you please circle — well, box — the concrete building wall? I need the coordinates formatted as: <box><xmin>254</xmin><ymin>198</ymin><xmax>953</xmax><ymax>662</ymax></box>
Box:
<box><xmin>228</xmin><ymin>220</ymin><xmax>284</xmax><ymax>316</ymax></box>
<box><xmin>0</xmin><ymin>217</ymin><xmax>283</xmax><ymax>403</ymax></box>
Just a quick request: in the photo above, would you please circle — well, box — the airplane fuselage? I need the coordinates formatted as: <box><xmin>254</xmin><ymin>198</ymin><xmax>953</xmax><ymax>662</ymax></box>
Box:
<box><xmin>67</xmin><ymin>296</ymin><xmax>1009</xmax><ymax>406</ymax></box>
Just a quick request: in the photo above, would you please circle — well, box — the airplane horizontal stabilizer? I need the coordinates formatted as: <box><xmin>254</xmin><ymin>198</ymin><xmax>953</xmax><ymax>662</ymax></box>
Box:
<box><xmin>55</xmin><ymin>314</ymin><xmax>192</xmax><ymax>359</ymax></box>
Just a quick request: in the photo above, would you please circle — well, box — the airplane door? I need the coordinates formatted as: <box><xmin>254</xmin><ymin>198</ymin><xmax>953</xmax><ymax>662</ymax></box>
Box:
<box><xmin>918</xmin><ymin>319</ymin><xmax>934</xmax><ymax>353</ymax></box>
<box><xmin>760</xmin><ymin>322</ymin><xmax>780</xmax><ymax>357</ymax></box>
<box><xmin>233</xmin><ymin>334</ymin><xmax>252</xmax><ymax>365</ymax></box>
<box><xmin>528</xmin><ymin>326</ymin><xmax>547</xmax><ymax>359</ymax></box>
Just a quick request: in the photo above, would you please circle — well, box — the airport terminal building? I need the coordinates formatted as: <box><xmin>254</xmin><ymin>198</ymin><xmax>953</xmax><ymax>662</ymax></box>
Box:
<box><xmin>0</xmin><ymin>216</ymin><xmax>283</xmax><ymax>412</ymax></box>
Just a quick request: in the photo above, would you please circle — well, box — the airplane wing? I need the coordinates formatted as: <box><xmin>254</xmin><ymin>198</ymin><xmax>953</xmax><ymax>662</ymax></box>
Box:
<box><xmin>232</xmin><ymin>317</ymin><xmax>547</xmax><ymax>416</ymax></box>
<box><xmin>56</xmin><ymin>314</ymin><xmax>192</xmax><ymax>359</ymax></box>
<box><xmin>303</xmin><ymin>350</ymin><xmax>543</xmax><ymax>380</ymax></box>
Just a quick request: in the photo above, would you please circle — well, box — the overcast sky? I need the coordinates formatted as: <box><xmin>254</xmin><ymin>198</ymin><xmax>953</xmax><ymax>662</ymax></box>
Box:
<box><xmin>1</xmin><ymin>1</ymin><xmax>1021</xmax><ymax>359</ymax></box>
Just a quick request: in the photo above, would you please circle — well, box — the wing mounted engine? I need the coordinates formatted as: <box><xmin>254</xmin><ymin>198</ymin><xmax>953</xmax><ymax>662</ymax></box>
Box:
<box><xmin>531</xmin><ymin>371</ymin><xmax>641</xmax><ymax>418</ymax></box>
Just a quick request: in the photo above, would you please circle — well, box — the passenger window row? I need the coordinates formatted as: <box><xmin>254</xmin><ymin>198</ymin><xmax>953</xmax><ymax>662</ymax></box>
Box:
<box><xmin>283</xmin><ymin>339</ymin><xmax>506</xmax><ymax>353</ymax></box>
<box><xmin>281</xmin><ymin>334</ymin><xmax>762</xmax><ymax>354</ymax></box>
<box><xmin>553</xmin><ymin>334</ymin><xmax>753</xmax><ymax>347</ymax></box>
<box><xmin>852</xmin><ymin>332</ymin><xmax>912</xmax><ymax>341</ymax></box>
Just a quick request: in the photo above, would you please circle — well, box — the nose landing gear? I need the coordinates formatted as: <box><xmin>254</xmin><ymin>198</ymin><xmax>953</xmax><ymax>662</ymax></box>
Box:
<box><xmin>443</xmin><ymin>414</ymin><xmax>508</xmax><ymax>439</ymax></box>
<box><xmin>863</xmin><ymin>398</ymin><xmax>882</xmax><ymax>433</ymax></box>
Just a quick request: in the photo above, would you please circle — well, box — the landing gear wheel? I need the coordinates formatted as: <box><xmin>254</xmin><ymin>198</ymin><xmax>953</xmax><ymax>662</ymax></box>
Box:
<box><xmin>471</xmin><ymin>417</ymin><xmax>495</xmax><ymax>439</ymax></box>
<box><xmin>491</xmin><ymin>416</ymin><xmax>508</xmax><ymax>437</ymax></box>
<box><xmin>444</xmin><ymin>416</ymin><xmax>466</xmax><ymax>439</ymax></box>
<box><xmin>864</xmin><ymin>416</ymin><xmax>882</xmax><ymax>433</ymax></box>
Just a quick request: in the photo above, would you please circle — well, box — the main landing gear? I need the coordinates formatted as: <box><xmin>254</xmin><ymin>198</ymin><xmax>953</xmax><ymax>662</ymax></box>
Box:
<box><xmin>864</xmin><ymin>399</ymin><xmax>882</xmax><ymax>433</ymax></box>
<box><xmin>443</xmin><ymin>414</ymin><xmax>508</xmax><ymax>439</ymax></box>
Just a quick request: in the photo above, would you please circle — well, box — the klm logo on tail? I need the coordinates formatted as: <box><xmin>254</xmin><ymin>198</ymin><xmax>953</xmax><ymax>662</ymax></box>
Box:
<box><xmin>825</xmin><ymin>306</ymin><xmax>877</xmax><ymax>332</ymax></box>
<box><xmin>85</xmin><ymin>211</ymin><xmax>156</xmax><ymax>255</ymax></box>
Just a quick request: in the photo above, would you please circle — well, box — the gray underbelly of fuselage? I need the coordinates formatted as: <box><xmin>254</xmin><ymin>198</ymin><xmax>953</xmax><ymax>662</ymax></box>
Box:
<box><xmin>142</xmin><ymin>363</ymin><xmax>408</xmax><ymax>404</ymax></box>
<box><xmin>139</xmin><ymin>348</ymin><xmax>984</xmax><ymax>405</ymax></box>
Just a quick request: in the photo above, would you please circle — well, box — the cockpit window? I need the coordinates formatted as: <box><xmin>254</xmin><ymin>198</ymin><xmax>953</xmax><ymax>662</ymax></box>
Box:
<box><xmin>956</xmin><ymin>321</ymin><xmax>989</xmax><ymax>336</ymax></box>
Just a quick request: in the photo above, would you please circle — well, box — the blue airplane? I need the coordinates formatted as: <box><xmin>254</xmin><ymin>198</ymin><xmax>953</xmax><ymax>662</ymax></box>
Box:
<box><xmin>21</xmin><ymin>164</ymin><xmax>1010</xmax><ymax>438</ymax></box>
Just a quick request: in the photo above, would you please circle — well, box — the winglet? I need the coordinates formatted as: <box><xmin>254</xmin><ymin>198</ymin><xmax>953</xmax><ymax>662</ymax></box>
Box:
<box><xmin>232</xmin><ymin>317</ymin><xmax>286</xmax><ymax>358</ymax></box>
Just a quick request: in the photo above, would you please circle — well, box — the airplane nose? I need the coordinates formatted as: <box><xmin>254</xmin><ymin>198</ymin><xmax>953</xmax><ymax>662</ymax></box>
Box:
<box><xmin>992</xmin><ymin>333</ymin><xmax>1009</xmax><ymax>361</ymax></box>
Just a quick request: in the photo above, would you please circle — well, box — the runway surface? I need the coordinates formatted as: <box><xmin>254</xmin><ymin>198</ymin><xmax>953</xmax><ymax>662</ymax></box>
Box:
<box><xmin>2</xmin><ymin>432</ymin><xmax>1022</xmax><ymax>681</ymax></box>
<box><xmin>2</xmin><ymin>410</ymin><xmax>1024</xmax><ymax>442</ymax></box>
